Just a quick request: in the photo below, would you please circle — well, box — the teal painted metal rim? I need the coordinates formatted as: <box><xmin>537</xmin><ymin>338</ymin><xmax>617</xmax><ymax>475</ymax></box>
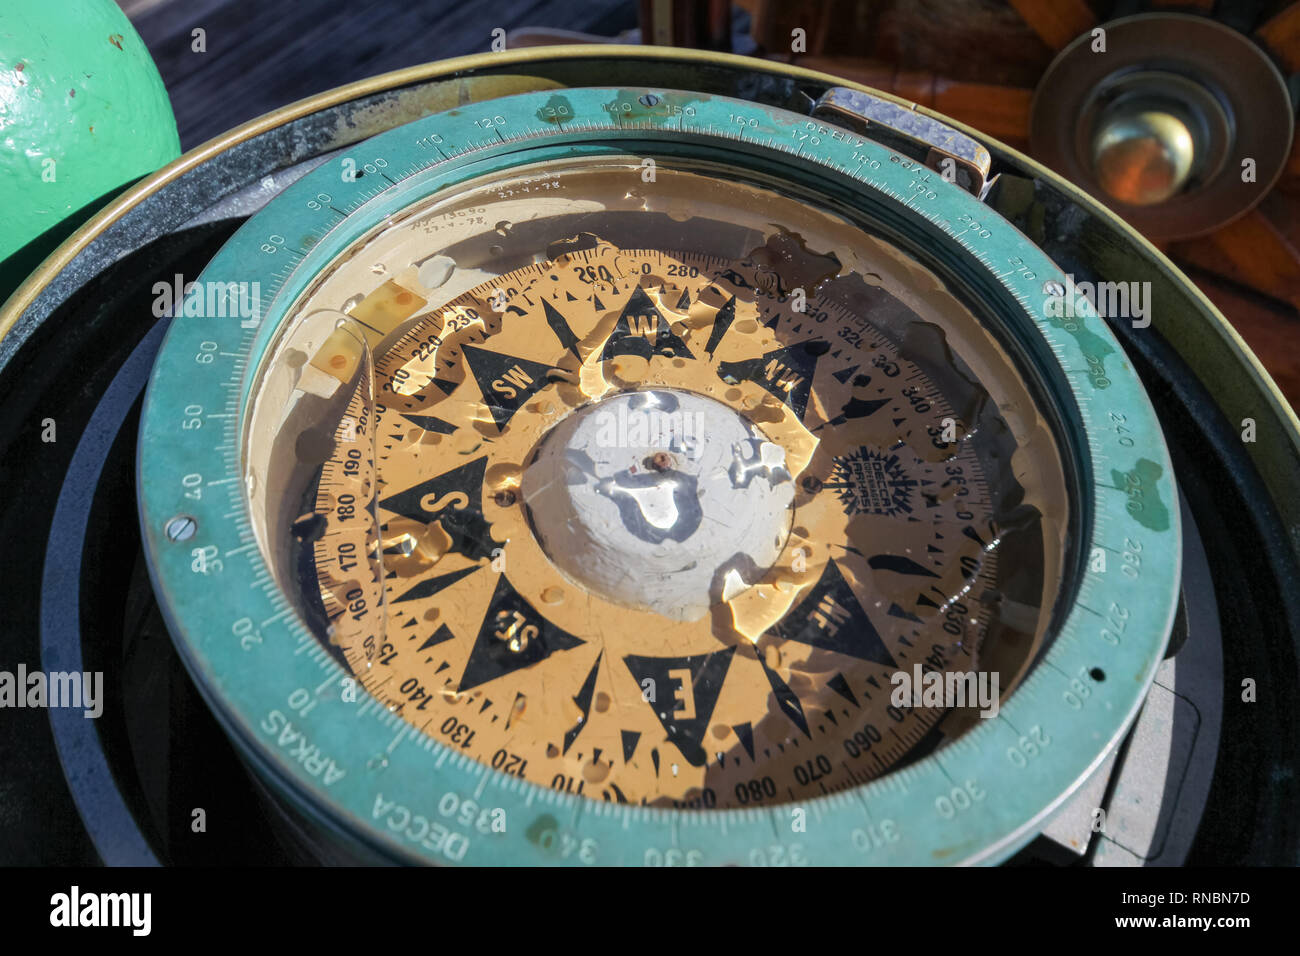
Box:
<box><xmin>137</xmin><ymin>87</ymin><xmax>1180</xmax><ymax>865</ymax></box>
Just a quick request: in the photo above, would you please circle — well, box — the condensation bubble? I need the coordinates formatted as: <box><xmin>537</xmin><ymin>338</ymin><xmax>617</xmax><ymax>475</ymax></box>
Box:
<box><xmin>417</xmin><ymin>255</ymin><xmax>456</xmax><ymax>289</ymax></box>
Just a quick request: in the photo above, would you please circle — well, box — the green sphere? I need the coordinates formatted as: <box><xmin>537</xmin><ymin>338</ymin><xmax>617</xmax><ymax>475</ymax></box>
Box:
<box><xmin>0</xmin><ymin>0</ymin><xmax>180</xmax><ymax>301</ymax></box>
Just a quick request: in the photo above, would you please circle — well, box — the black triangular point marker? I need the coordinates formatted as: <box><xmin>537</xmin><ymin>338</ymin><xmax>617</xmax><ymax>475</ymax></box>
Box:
<box><xmin>378</xmin><ymin>456</ymin><xmax>495</xmax><ymax>561</ymax></box>
<box><xmin>602</xmin><ymin>286</ymin><xmax>695</xmax><ymax>362</ymax></box>
<box><xmin>703</xmin><ymin>295</ymin><xmax>736</xmax><ymax>355</ymax></box>
<box><xmin>767</xmin><ymin>560</ymin><xmax>896</xmax><ymax>667</ymax></box>
<box><xmin>759</xmin><ymin>660</ymin><xmax>811</xmax><ymax>738</ymax></box>
<box><xmin>827</xmin><ymin>672</ymin><xmax>859</xmax><ymax>707</ymax></box>
<box><xmin>887</xmin><ymin>603</ymin><xmax>923</xmax><ymax>623</ymax></box>
<box><xmin>541</xmin><ymin>299</ymin><xmax>580</xmax><ymax>355</ymax></box>
<box><xmin>394</xmin><ymin>565</ymin><xmax>480</xmax><ymax>604</ymax></box>
<box><xmin>456</xmin><ymin>575</ymin><xmax>583</xmax><ymax>692</ymax></box>
<box><xmin>622</xmin><ymin>648</ymin><xmax>735</xmax><ymax>767</ymax></box>
<box><xmin>562</xmin><ymin>653</ymin><xmax>602</xmax><ymax>755</ymax></box>
<box><xmin>732</xmin><ymin>722</ymin><xmax>755</xmax><ymax>761</ymax></box>
<box><xmin>832</xmin><ymin>364</ymin><xmax>860</xmax><ymax>384</ymax></box>
<box><xmin>418</xmin><ymin>623</ymin><xmax>456</xmax><ymax>651</ymax></box>
<box><xmin>621</xmin><ymin>729</ymin><xmax>641</xmax><ymax>763</ymax></box>
<box><xmin>401</xmin><ymin>412</ymin><xmax>457</xmax><ymax>434</ymax></box>
<box><xmin>716</xmin><ymin>339</ymin><xmax>826</xmax><ymax>419</ymax></box>
<box><xmin>462</xmin><ymin>344</ymin><xmax>554</xmax><ymax>430</ymax></box>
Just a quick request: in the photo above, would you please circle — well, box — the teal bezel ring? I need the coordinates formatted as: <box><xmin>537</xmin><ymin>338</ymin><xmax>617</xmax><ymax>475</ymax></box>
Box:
<box><xmin>137</xmin><ymin>87</ymin><xmax>1180</xmax><ymax>865</ymax></box>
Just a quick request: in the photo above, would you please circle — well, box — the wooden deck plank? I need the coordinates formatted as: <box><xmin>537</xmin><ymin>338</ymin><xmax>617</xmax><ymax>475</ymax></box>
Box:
<box><xmin>127</xmin><ymin>0</ymin><xmax>635</xmax><ymax>147</ymax></box>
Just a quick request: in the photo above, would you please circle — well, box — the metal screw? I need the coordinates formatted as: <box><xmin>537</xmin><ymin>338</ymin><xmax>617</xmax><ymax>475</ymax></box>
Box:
<box><xmin>639</xmin><ymin>93</ymin><xmax>660</xmax><ymax>107</ymax></box>
<box><xmin>1044</xmin><ymin>280</ymin><xmax>1066</xmax><ymax>297</ymax></box>
<box><xmin>802</xmin><ymin>475</ymin><xmax>822</xmax><ymax>493</ymax></box>
<box><xmin>494</xmin><ymin>489</ymin><xmax>517</xmax><ymax>507</ymax></box>
<box><xmin>649</xmin><ymin>451</ymin><xmax>674</xmax><ymax>471</ymax></box>
<box><xmin>166</xmin><ymin>515</ymin><xmax>197</xmax><ymax>542</ymax></box>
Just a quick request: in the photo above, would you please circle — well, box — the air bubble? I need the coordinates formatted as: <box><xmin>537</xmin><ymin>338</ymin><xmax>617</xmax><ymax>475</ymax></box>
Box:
<box><xmin>417</xmin><ymin>255</ymin><xmax>455</xmax><ymax>289</ymax></box>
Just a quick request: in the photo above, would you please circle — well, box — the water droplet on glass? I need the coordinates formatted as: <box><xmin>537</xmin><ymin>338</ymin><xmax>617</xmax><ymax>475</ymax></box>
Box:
<box><xmin>417</xmin><ymin>255</ymin><xmax>456</xmax><ymax>289</ymax></box>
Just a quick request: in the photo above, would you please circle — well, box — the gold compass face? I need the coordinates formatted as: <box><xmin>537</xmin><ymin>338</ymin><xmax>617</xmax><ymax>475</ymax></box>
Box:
<box><xmin>248</xmin><ymin>158</ymin><xmax>1069</xmax><ymax>810</ymax></box>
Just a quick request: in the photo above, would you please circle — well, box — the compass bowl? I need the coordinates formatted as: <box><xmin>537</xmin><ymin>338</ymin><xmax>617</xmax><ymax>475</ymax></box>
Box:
<box><xmin>3</xmin><ymin>47</ymin><xmax>1298</xmax><ymax>867</ymax></box>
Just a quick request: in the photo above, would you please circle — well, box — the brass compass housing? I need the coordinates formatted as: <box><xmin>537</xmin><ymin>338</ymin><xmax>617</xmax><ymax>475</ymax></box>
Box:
<box><xmin>128</xmin><ymin>76</ymin><xmax>1184</xmax><ymax>865</ymax></box>
<box><xmin>245</xmin><ymin>158</ymin><xmax>1069</xmax><ymax>809</ymax></box>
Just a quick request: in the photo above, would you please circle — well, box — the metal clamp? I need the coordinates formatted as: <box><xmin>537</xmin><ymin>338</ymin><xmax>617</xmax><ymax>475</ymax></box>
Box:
<box><xmin>813</xmin><ymin>87</ymin><xmax>994</xmax><ymax>199</ymax></box>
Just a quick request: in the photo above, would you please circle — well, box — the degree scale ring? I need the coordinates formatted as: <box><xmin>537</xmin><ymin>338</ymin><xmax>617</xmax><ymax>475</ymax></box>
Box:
<box><xmin>137</xmin><ymin>87</ymin><xmax>1180</xmax><ymax>866</ymax></box>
